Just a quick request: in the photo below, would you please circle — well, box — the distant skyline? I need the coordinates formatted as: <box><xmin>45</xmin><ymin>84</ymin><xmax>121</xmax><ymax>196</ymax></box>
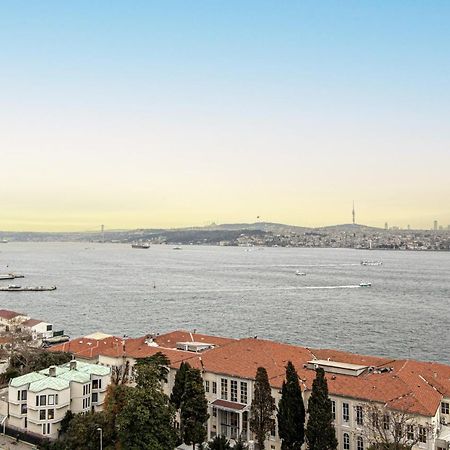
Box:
<box><xmin>1</xmin><ymin>1</ymin><xmax>449</xmax><ymax>231</ymax></box>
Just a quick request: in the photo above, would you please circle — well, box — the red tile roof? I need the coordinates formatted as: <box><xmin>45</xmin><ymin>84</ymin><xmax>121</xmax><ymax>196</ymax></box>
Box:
<box><xmin>153</xmin><ymin>330</ymin><xmax>236</xmax><ymax>349</ymax></box>
<box><xmin>21</xmin><ymin>318</ymin><xmax>44</xmax><ymax>328</ymax></box>
<box><xmin>0</xmin><ymin>309</ymin><xmax>25</xmax><ymax>320</ymax></box>
<box><xmin>48</xmin><ymin>329</ymin><xmax>450</xmax><ymax>417</ymax></box>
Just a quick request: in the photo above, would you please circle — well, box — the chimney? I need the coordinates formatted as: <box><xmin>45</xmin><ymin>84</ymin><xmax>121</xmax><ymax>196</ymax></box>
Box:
<box><xmin>49</xmin><ymin>366</ymin><xmax>57</xmax><ymax>377</ymax></box>
<box><xmin>70</xmin><ymin>360</ymin><xmax>77</xmax><ymax>371</ymax></box>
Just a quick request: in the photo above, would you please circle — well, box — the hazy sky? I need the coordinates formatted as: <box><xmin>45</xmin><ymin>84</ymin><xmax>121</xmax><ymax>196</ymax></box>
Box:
<box><xmin>1</xmin><ymin>1</ymin><xmax>449</xmax><ymax>231</ymax></box>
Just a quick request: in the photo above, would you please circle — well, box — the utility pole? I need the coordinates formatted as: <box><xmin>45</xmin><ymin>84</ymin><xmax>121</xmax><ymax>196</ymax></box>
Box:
<box><xmin>352</xmin><ymin>201</ymin><xmax>356</xmax><ymax>225</ymax></box>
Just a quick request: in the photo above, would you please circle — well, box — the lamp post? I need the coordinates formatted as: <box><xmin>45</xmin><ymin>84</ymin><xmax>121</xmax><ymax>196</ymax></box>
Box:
<box><xmin>97</xmin><ymin>427</ymin><xmax>102</xmax><ymax>450</ymax></box>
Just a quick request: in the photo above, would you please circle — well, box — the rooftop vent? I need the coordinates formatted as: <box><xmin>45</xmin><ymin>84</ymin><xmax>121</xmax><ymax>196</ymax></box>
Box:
<box><xmin>69</xmin><ymin>360</ymin><xmax>77</xmax><ymax>371</ymax></box>
<box><xmin>49</xmin><ymin>366</ymin><xmax>57</xmax><ymax>377</ymax></box>
<box><xmin>176</xmin><ymin>341</ymin><xmax>214</xmax><ymax>353</ymax></box>
<box><xmin>306</xmin><ymin>360</ymin><xmax>368</xmax><ymax>377</ymax></box>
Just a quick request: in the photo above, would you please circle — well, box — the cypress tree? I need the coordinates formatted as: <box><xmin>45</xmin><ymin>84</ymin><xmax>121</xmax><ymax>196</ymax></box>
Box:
<box><xmin>250</xmin><ymin>367</ymin><xmax>276</xmax><ymax>450</ymax></box>
<box><xmin>171</xmin><ymin>361</ymin><xmax>191</xmax><ymax>409</ymax></box>
<box><xmin>277</xmin><ymin>361</ymin><xmax>305</xmax><ymax>450</ymax></box>
<box><xmin>181</xmin><ymin>367</ymin><xmax>209</xmax><ymax>450</ymax></box>
<box><xmin>305</xmin><ymin>368</ymin><xmax>337</xmax><ymax>450</ymax></box>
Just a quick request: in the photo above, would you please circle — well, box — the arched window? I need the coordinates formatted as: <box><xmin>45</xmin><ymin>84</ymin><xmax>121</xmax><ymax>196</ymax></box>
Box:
<box><xmin>343</xmin><ymin>432</ymin><xmax>350</xmax><ymax>450</ymax></box>
<box><xmin>357</xmin><ymin>436</ymin><xmax>364</xmax><ymax>450</ymax></box>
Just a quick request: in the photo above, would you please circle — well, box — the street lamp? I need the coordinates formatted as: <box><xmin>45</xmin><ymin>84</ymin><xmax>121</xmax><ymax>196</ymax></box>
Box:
<box><xmin>97</xmin><ymin>427</ymin><xmax>102</xmax><ymax>450</ymax></box>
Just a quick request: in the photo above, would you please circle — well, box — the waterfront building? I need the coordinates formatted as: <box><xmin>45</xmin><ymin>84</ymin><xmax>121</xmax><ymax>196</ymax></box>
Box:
<box><xmin>3</xmin><ymin>360</ymin><xmax>110</xmax><ymax>439</ymax></box>
<box><xmin>0</xmin><ymin>310</ymin><xmax>29</xmax><ymax>332</ymax></box>
<box><xmin>50</xmin><ymin>330</ymin><xmax>450</xmax><ymax>450</ymax></box>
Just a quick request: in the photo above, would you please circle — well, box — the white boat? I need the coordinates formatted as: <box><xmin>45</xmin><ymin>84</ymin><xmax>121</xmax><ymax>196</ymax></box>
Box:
<box><xmin>361</xmin><ymin>261</ymin><xmax>382</xmax><ymax>266</ymax></box>
<box><xmin>295</xmin><ymin>271</ymin><xmax>307</xmax><ymax>276</ymax></box>
<box><xmin>359</xmin><ymin>282</ymin><xmax>372</xmax><ymax>287</ymax></box>
<box><xmin>131</xmin><ymin>243</ymin><xmax>150</xmax><ymax>249</ymax></box>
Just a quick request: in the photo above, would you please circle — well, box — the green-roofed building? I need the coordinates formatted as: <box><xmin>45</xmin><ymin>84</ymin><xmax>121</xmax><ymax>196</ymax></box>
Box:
<box><xmin>8</xmin><ymin>359</ymin><xmax>111</xmax><ymax>440</ymax></box>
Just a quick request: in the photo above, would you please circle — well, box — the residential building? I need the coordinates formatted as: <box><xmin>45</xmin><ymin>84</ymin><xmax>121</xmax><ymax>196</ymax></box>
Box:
<box><xmin>7</xmin><ymin>360</ymin><xmax>110</xmax><ymax>439</ymax></box>
<box><xmin>49</xmin><ymin>330</ymin><xmax>450</xmax><ymax>449</ymax></box>
<box><xmin>0</xmin><ymin>310</ymin><xmax>29</xmax><ymax>332</ymax></box>
<box><xmin>20</xmin><ymin>319</ymin><xmax>54</xmax><ymax>340</ymax></box>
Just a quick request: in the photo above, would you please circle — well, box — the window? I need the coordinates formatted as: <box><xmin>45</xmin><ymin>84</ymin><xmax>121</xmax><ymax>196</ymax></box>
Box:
<box><xmin>212</xmin><ymin>407</ymin><xmax>217</xmax><ymax>417</ymax></box>
<box><xmin>17</xmin><ymin>390</ymin><xmax>20</xmax><ymax>401</ymax></box>
<box><xmin>372</xmin><ymin>412</ymin><xmax>378</xmax><ymax>427</ymax></box>
<box><xmin>357</xmin><ymin>436</ymin><xmax>364</xmax><ymax>450</ymax></box>
<box><xmin>92</xmin><ymin>379</ymin><xmax>99</xmax><ymax>389</ymax></box>
<box><xmin>242</xmin><ymin>411</ymin><xmax>248</xmax><ymax>432</ymax></box>
<box><xmin>24</xmin><ymin>418</ymin><xmax>27</xmax><ymax>429</ymax></box>
<box><xmin>39</xmin><ymin>395</ymin><xmax>46</xmax><ymax>406</ymax></box>
<box><xmin>383</xmin><ymin>414</ymin><xmax>390</xmax><ymax>430</ymax></box>
<box><xmin>221</xmin><ymin>378</ymin><xmax>228</xmax><ymax>400</ymax></box>
<box><xmin>36</xmin><ymin>395</ymin><xmax>39</xmax><ymax>406</ymax></box>
<box><xmin>442</xmin><ymin>402</ymin><xmax>450</xmax><ymax>414</ymax></box>
<box><xmin>55</xmin><ymin>394</ymin><xmax>58</xmax><ymax>405</ymax></box>
<box><xmin>212</xmin><ymin>381</ymin><xmax>217</xmax><ymax>394</ymax></box>
<box><xmin>46</xmin><ymin>324</ymin><xmax>52</xmax><ymax>331</ymax></box>
<box><xmin>92</xmin><ymin>392</ymin><xmax>98</xmax><ymax>403</ymax></box>
<box><xmin>356</xmin><ymin>405</ymin><xmax>363</xmax><ymax>425</ymax></box>
<box><xmin>331</xmin><ymin>400</ymin><xmax>336</xmax><ymax>420</ymax></box>
<box><xmin>42</xmin><ymin>423</ymin><xmax>46</xmax><ymax>435</ymax></box>
<box><xmin>21</xmin><ymin>404</ymin><xmax>27</xmax><ymax>414</ymax></box>
<box><xmin>40</xmin><ymin>410</ymin><xmax>46</xmax><ymax>420</ymax></box>
<box><xmin>230</xmin><ymin>380</ymin><xmax>238</xmax><ymax>402</ymax></box>
<box><xmin>406</xmin><ymin>425</ymin><xmax>414</xmax><ymax>440</ymax></box>
<box><xmin>48</xmin><ymin>409</ymin><xmax>54</xmax><ymax>420</ymax></box>
<box><xmin>205</xmin><ymin>380</ymin><xmax>210</xmax><ymax>393</ymax></box>
<box><xmin>418</xmin><ymin>426</ymin><xmax>426</xmax><ymax>443</ymax></box>
<box><xmin>47</xmin><ymin>423</ymin><xmax>51</xmax><ymax>434</ymax></box>
<box><xmin>48</xmin><ymin>395</ymin><xmax>55</xmax><ymax>406</ymax></box>
<box><xmin>240</xmin><ymin>382</ymin><xmax>248</xmax><ymax>404</ymax></box>
<box><xmin>21</xmin><ymin>390</ymin><xmax>27</xmax><ymax>401</ymax></box>
<box><xmin>343</xmin><ymin>432</ymin><xmax>350</xmax><ymax>450</ymax></box>
<box><xmin>343</xmin><ymin>403</ymin><xmax>349</xmax><ymax>422</ymax></box>
<box><xmin>270</xmin><ymin>419</ymin><xmax>276</xmax><ymax>437</ymax></box>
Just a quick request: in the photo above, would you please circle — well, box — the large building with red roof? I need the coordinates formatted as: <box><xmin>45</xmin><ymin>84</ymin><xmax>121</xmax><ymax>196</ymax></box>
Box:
<box><xmin>49</xmin><ymin>330</ymin><xmax>450</xmax><ymax>450</ymax></box>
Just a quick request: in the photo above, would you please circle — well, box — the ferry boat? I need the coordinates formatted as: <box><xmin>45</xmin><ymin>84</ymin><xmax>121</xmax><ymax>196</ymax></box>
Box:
<box><xmin>0</xmin><ymin>285</ymin><xmax>57</xmax><ymax>292</ymax></box>
<box><xmin>131</xmin><ymin>243</ymin><xmax>150</xmax><ymax>249</ymax></box>
<box><xmin>361</xmin><ymin>261</ymin><xmax>382</xmax><ymax>266</ymax></box>
<box><xmin>359</xmin><ymin>282</ymin><xmax>372</xmax><ymax>287</ymax></box>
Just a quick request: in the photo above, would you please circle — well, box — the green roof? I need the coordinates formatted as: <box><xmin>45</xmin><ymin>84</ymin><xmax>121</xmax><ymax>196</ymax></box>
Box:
<box><xmin>10</xmin><ymin>372</ymin><xmax>47</xmax><ymax>388</ymax></box>
<box><xmin>57</xmin><ymin>370</ymin><xmax>91</xmax><ymax>383</ymax></box>
<box><xmin>29</xmin><ymin>377</ymin><xmax>69</xmax><ymax>392</ymax></box>
<box><xmin>10</xmin><ymin>360</ymin><xmax>110</xmax><ymax>391</ymax></box>
<box><xmin>61</xmin><ymin>361</ymin><xmax>110</xmax><ymax>377</ymax></box>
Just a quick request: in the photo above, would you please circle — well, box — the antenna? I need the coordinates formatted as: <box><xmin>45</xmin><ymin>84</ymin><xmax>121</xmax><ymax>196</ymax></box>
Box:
<box><xmin>352</xmin><ymin>201</ymin><xmax>355</xmax><ymax>225</ymax></box>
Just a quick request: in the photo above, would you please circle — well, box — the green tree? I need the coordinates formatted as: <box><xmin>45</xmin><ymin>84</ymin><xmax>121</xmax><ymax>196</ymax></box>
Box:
<box><xmin>250</xmin><ymin>367</ymin><xmax>276</xmax><ymax>450</ymax></box>
<box><xmin>63</xmin><ymin>411</ymin><xmax>115</xmax><ymax>450</ymax></box>
<box><xmin>305</xmin><ymin>368</ymin><xmax>337</xmax><ymax>450</ymax></box>
<box><xmin>180</xmin><ymin>367</ymin><xmax>209</xmax><ymax>450</ymax></box>
<box><xmin>171</xmin><ymin>361</ymin><xmax>191</xmax><ymax>409</ymax></box>
<box><xmin>116</xmin><ymin>360</ymin><xmax>177</xmax><ymax>449</ymax></box>
<box><xmin>136</xmin><ymin>351</ymin><xmax>171</xmax><ymax>383</ymax></box>
<box><xmin>277</xmin><ymin>361</ymin><xmax>305</xmax><ymax>450</ymax></box>
<box><xmin>233</xmin><ymin>436</ymin><xmax>248</xmax><ymax>450</ymax></box>
<box><xmin>208</xmin><ymin>434</ymin><xmax>232</xmax><ymax>450</ymax></box>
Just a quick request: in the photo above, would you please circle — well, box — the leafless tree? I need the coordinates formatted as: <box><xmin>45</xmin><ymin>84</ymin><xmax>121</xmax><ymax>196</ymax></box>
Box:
<box><xmin>111</xmin><ymin>359</ymin><xmax>130</xmax><ymax>385</ymax></box>
<box><xmin>360</xmin><ymin>401</ymin><xmax>434</xmax><ymax>450</ymax></box>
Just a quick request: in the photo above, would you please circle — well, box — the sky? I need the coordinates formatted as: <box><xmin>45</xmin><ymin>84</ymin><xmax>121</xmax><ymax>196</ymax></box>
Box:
<box><xmin>1</xmin><ymin>1</ymin><xmax>449</xmax><ymax>231</ymax></box>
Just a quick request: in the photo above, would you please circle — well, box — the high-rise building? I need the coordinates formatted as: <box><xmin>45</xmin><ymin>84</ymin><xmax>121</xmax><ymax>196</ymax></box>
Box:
<box><xmin>433</xmin><ymin>220</ymin><xmax>438</xmax><ymax>231</ymax></box>
<box><xmin>384</xmin><ymin>222</ymin><xmax>388</xmax><ymax>230</ymax></box>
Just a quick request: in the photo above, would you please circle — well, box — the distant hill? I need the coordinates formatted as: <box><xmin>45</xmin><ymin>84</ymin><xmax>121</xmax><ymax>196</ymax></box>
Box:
<box><xmin>317</xmin><ymin>223</ymin><xmax>383</xmax><ymax>232</ymax></box>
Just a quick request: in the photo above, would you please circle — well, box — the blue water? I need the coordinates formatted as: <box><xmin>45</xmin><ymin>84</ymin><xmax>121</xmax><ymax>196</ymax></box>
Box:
<box><xmin>0</xmin><ymin>243</ymin><xmax>449</xmax><ymax>364</ymax></box>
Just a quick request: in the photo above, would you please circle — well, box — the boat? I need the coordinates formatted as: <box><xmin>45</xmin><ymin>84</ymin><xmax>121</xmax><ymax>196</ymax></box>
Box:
<box><xmin>295</xmin><ymin>271</ymin><xmax>307</xmax><ymax>276</ymax></box>
<box><xmin>42</xmin><ymin>334</ymin><xmax>70</xmax><ymax>347</ymax></box>
<box><xmin>359</xmin><ymin>282</ymin><xmax>372</xmax><ymax>287</ymax></box>
<box><xmin>173</xmin><ymin>246</ymin><xmax>182</xmax><ymax>250</ymax></box>
<box><xmin>131</xmin><ymin>243</ymin><xmax>150</xmax><ymax>249</ymax></box>
<box><xmin>0</xmin><ymin>239</ymin><xmax>8</xmax><ymax>243</ymax></box>
<box><xmin>0</xmin><ymin>273</ymin><xmax>24</xmax><ymax>280</ymax></box>
<box><xmin>361</xmin><ymin>261</ymin><xmax>382</xmax><ymax>266</ymax></box>
<box><xmin>0</xmin><ymin>285</ymin><xmax>57</xmax><ymax>292</ymax></box>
